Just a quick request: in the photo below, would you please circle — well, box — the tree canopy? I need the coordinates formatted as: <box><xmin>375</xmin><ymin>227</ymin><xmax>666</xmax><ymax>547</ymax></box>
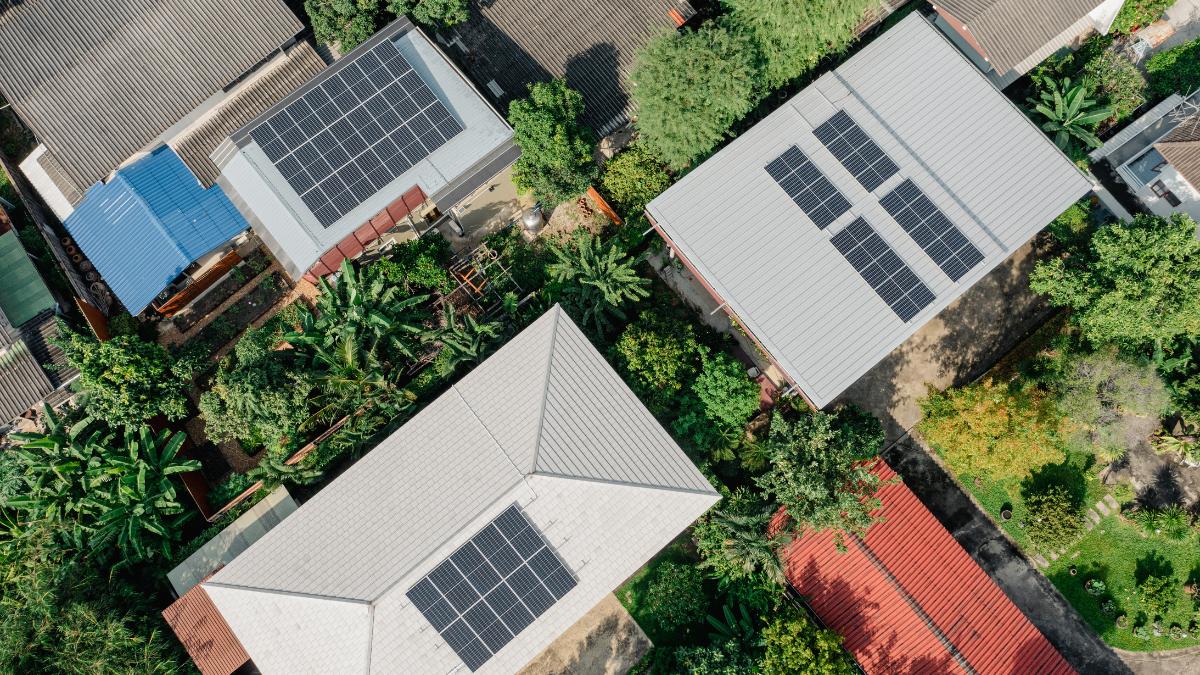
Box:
<box><xmin>508</xmin><ymin>79</ymin><xmax>596</xmax><ymax>205</ymax></box>
<box><xmin>754</xmin><ymin>406</ymin><xmax>887</xmax><ymax>549</ymax></box>
<box><xmin>720</xmin><ymin>0</ymin><xmax>876</xmax><ymax>89</ymax></box>
<box><xmin>1029</xmin><ymin>213</ymin><xmax>1200</xmax><ymax>350</ymax></box>
<box><xmin>387</xmin><ymin>0</ymin><xmax>467</xmax><ymax>26</ymax></box>
<box><xmin>305</xmin><ymin>0</ymin><xmax>380</xmax><ymax>52</ymax></box>
<box><xmin>55</xmin><ymin>325</ymin><xmax>194</xmax><ymax>426</ymax></box>
<box><xmin>631</xmin><ymin>24</ymin><xmax>759</xmax><ymax>170</ymax></box>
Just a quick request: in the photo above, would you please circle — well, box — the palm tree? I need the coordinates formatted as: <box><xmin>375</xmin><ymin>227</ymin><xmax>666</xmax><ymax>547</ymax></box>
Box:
<box><xmin>87</xmin><ymin>426</ymin><xmax>199</xmax><ymax>566</ymax></box>
<box><xmin>1027</xmin><ymin>77</ymin><xmax>1112</xmax><ymax>150</ymax></box>
<box><xmin>547</xmin><ymin>232</ymin><xmax>650</xmax><ymax>334</ymax></box>
<box><xmin>5</xmin><ymin>406</ymin><xmax>112</xmax><ymax>548</ymax></box>
<box><xmin>299</xmin><ymin>258</ymin><xmax>430</xmax><ymax>364</ymax></box>
<box><xmin>427</xmin><ymin>303</ymin><xmax>503</xmax><ymax>377</ymax></box>
<box><xmin>702</xmin><ymin>508</ymin><xmax>791</xmax><ymax>587</ymax></box>
<box><xmin>302</xmin><ymin>332</ymin><xmax>414</xmax><ymax>423</ymax></box>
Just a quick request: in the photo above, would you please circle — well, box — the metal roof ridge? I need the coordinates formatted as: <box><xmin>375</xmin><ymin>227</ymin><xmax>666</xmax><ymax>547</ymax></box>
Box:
<box><xmin>529</xmin><ymin>470</ymin><xmax>721</xmax><ymax>497</ymax></box>
<box><xmin>528</xmin><ymin>304</ymin><xmax>563</xmax><ymax>475</ymax></box>
<box><xmin>202</xmin><ymin>580</ymin><xmax>374</xmax><ymax>605</ymax></box>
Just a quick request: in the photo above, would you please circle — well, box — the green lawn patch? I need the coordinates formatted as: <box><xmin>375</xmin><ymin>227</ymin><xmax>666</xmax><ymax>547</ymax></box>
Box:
<box><xmin>1045</xmin><ymin>516</ymin><xmax>1200</xmax><ymax>651</ymax></box>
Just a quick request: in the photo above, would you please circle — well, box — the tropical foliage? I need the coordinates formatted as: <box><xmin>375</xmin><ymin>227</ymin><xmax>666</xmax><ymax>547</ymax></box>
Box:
<box><xmin>387</xmin><ymin>0</ymin><xmax>467</xmax><ymax>26</ymax></box>
<box><xmin>1111</xmin><ymin>0</ymin><xmax>1173</xmax><ymax>33</ymax></box>
<box><xmin>427</xmin><ymin>303</ymin><xmax>503</xmax><ymax>377</ymax></box>
<box><xmin>759</xmin><ymin>605</ymin><xmax>857</xmax><ymax>675</ymax></box>
<box><xmin>1081</xmin><ymin>51</ymin><xmax>1147</xmax><ymax>126</ymax></box>
<box><xmin>547</xmin><ymin>231</ymin><xmax>650</xmax><ymax>333</ymax></box>
<box><xmin>631</xmin><ymin>24</ymin><xmax>759</xmax><ymax>169</ymax></box>
<box><xmin>612</xmin><ymin>312</ymin><xmax>707</xmax><ymax>416</ymax></box>
<box><xmin>1146</xmin><ymin>34</ymin><xmax>1200</xmax><ymax>98</ymax></box>
<box><xmin>599</xmin><ymin>142</ymin><xmax>673</xmax><ymax>216</ymax></box>
<box><xmin>1026</xmin><ymin>77</ymin><xmax>1112</xmax><ymax>150</ymax></box>
<box><xmin>643</xmin><ymin>561</ymin><xmax>709</xmax><ymax>634</ymax></box>
<box><xmin>373</xmin><ymin>234</ymin><xmax>455</xmax><ymax>294</ymax></box>
<box><xmin>755</xmin><ymin>407</ymin><xmax>887</xmax><ymax>550</ymax></box>
<box><xmin>508</xmin><ymin>79</ymin><xmax>596</xmax><ymax>205</ymax></box>
<box><xmin>305</xmin><ymin>0</ymin><xmax>379</xmax><ymax>51</ymax></box>
<box><xmin>674</xmin><ymin>352</ymin><xmax>761</xmax><ymax>458</ymax></box>
<box><xmin>693</xmin><ymin>489</ymin><xmax>788</xmax><ymax>586</ymax></box>
<box><xmin>55</xmin><ymin>325</ymin><xmax>194</xmax><ymax>426</ymax></box>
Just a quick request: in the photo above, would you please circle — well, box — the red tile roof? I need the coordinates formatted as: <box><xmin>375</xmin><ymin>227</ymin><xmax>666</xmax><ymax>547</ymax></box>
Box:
<box><xmin>781</xmin><ymin>460</ymin><xmax>1075</xmax><ymax>675</ymax></box>
<box><xmin>163</xmin><ymin>583</ymin><xmax>249</xmax><ymax>675</ymax></box>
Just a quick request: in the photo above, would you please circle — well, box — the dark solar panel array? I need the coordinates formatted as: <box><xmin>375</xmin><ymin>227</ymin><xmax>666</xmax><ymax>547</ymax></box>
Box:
<box><xmin>879</xmin><ymin>179</ymin><xmax>984</xmax><ymax>282</ymax></box>
<box><xmin>248</xmin><ymin>38</ymin><xmax>464</xmax><ymax>228</ymax></box>
<box><xmin>406</xmin><ymin>505</ymin><xmax>577</xmax><ymax>671</ymax></box>
<box><xmin>831</xmin><ymin>217</ymin><xmax>935</xmax><ymax>322</ymax></box>
<box><xmin>765</xmin><ymin>145</ymin><xmax>851</xmax><ymax>229</ymax></box>
<box><xmin>813</xmin><ymin>110</ymin><xmax>900</xmax><ymax>191</ymax></box>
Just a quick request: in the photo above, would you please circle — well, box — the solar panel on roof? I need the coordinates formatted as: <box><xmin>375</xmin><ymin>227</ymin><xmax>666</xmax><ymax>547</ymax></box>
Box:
<box><xmin>879</xmin><ymin>179</ymin><xmax>984</xmax><ymax>282</ymax></box>
<box><xmin>248</xmin><ymin>37</ymin><xmax>464</xmax><ymax>228</ymax></box>
<box><xmin>765</xmin><ymin>145</ymin><xmax>851</xmax><ymax>229</ymax></box>
<box><xmin>813</xmin><ymin>110</ymin><xmax>899</xmax><ymax>191</ymax></box>
<box><xmin>830</xmin><ymin>217</ymin><xmax>935</xmax><ymax>322</ymax></box>
<box><xmin>407</xmin><ymin>504</ymin><xmax>577</xmax><ymax>672</ymax></box>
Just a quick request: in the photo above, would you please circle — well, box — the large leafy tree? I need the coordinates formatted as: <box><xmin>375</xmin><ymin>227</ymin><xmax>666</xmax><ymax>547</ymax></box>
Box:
<box><xmin>612</xmin><ymin>312</ymin><xmax>708</xmax><ymax>416</ymax></box>
<box><xmin>55</xmin><ymin>325</ymin><xmax>194</xmax><ymax>425</ymax></box>
<box><xmin>508</xmin><ymin>79</ymin><xmax>597</xmax><ymax>205</ymax></box>
<box><xmin>1026</xmin><ymin>77</ymin><xmax>1112</xmax><ymax>150</ymax></box>
<box><xmin>305</xmin><ymin>0</ymin><xmax>380</xmax><ymax>52</ymax></box>
<box><xmin>199</xmin><ymin>326</ymin><xmax>315</xmax><ymax>449</ymax></box>
<box><xmin>599</xmin><ymin>142</ymin><xmax>672</xmax><ymax>216</ymax></box>
<box><xmin>631</xmin><ymin>24</ymin><xmax>759</xmax><ymax>170</ymax></box>
<box><xmin>755</xmin><ymin>406</ymin><xmax>887</xmax><ymax>550</ymax></box>
<box><xmin>673</xmin><ymin>352</ymin><xmax>762</xmax><ymax>459</ymax></box>
<box><xmin>547</xmin><ymin>231</ymin><xmax>649</xmax><ymax>334</ymax></box>
<box><xmin>1030</xmin><ymin>213</ymin><xmax>1200</xmax><ymax>351</ymax></box>
<box><xmin>721</xmin><ymin>0</ymin><xmax>876</xmax><ymax>89</ymax></box>
<box><xmin>387</xmin><ymin>0</ymin><xmax>467</xmax><ymax>26</ymax></box>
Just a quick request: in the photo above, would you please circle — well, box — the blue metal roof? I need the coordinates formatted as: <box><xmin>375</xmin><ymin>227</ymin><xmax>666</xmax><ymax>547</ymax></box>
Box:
<box><xmin>64</xmin><ymin>146</ymin><xmax>249</xmax><ymax>314</ymax></box>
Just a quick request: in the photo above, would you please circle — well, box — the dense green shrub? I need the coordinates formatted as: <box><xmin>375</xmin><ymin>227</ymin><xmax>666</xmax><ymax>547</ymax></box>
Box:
<box><xmin>918</xmin><ymin>379</ymin><xmax>1066</xmax><ymax>480</ymax></box>
<box><xmin>759</xmin><ymin>606</ymin><xmax>856</xmax><ymax>675</ymax></box>
<box><xmin>1130</xmin><ymin>506</ymin><xmax>1194</xmax><ymax>540</ymax></box>
<box><xmin>1146</xmin><ymin>36</ymin><xmax>1200</xmax><ymax>98</ymax></box>
<box><xmin>1138</xmin><ymin>574</ymin><xmax>1176</xmax><ymax>619</ymax></box>
<box><xmin>693</xmin><ymin>488</ymin><xmax>784</xmax><ymax>585</ymax></box>
<box><xmin>207</xmin><ymin>472</ymin><xmax>258</xmax><ymax>508</ymax></box>
<box><xmin>305</xmin><ymin>0</ymin><xmax>380</xmax><ymax>51</ymax></box>
<box><xmin>720</xmin><ymin>0</ymin><xmax>877</xmax><ymax>88</ymax></box>
<box><xmin>374</xmin><ymin>234</ymin><xmax>454</xmax><ymax>294</ymax></box>
<box><xmin>508</xmin><ymin>79</ymin><xmax>596</xmax><ymax>205</ymax></box>
<box><xmin>632</xmin><ymin>24</ymin><xmax>759</xmax><ymax>170</ymax></box>
<box><xmin>1082</xmin><ymin>51</ymin><xmax>1147</xmax><ymax>125</ymax></box>
<box><xmin>671</xmin><ymin>640</ymin><xmax>757</xmax><ymax>674</ymax></box>
<box><xmin>600</xmin><ymin>143</ymin><xmax>672</xmax><ymax>216</ymax></box>
<box><xmin>54</xmin><ymin>325</ymin><xmax>195</xmax><ymax>426</ymax></box>
<box><xmin>1112</xmin><ymin>0</ymin><xmax>1173</xmax><ymax>34</ymax></box>
<box><xmin>1045</xmin><ymin>199</ymin><xmax>1097</xmax><ymax>252</ymax></box>
<box><xmin>1030</xmin><ymin>213</ymin><xmax>1200</xmax><ymax>351</ymax></box>
<box><xmin>1056</xmin><ymin>351</ymin><xmax>1170</xmax><ymax>461</ymax></box>
<box><xmin>1024</xmin><ymin>484</ymin><xmax>1084</xmax><ymax>548</ymax></box>
<box><xmin>612</xmin><ymin>312</ymin><xmax>707</xmax><ymax>416</ymax></box>
<box><xmin>387</xmin><ymin>0</ymin><xmax>466</xmax><ymax>26</ymax></box>
<box><xmin>673</xmin><ymin>352</ymin><xmax>761</xmax><ymax>457</ymax></box>
<box><xmin>546</xmin><ymin>231</ymin><xmax>649</xmax><ymax>334</ymax></box>
<box><xmin>756</xmin><ymin>407</ymin><xmax>888</xmax><ymax>549</ymax></box>
<box><xmin>643</xmin><ymin>561</ymin><xmax>708</xmax><ymax>634</ymax></box>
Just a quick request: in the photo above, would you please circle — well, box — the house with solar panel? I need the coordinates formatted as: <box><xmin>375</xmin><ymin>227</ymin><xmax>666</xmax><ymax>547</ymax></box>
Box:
<box><xmin>929</xmin><ymin>0</ymin><xmax>1127</xmax><ymax>88</ymax></box>
<box><xmin>0</xmin><ymin>0</ymin><xmax>320</xmax><ymax>315</ymax></box>
<box><xmin>646</xmin><ymin>13</ymin><xmax>1092</xmax><ymax>410</ymax></box>
<box><xmin>162</xmin><ymin>306</ymin><xmax>718</xmax><ymax>674</ymax></box>
<box><xmin>216</xmin><ymin>18</ymin><xmax>519</xmax><ymax>283</ymax></box>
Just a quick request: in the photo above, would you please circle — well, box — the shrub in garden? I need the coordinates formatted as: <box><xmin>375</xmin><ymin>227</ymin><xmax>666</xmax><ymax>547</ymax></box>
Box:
<box><xmin>1025</xmin><ymin>77</ymin><xmax>1111</xmax><ymax>150</ymax></box>
<box><xmin>54</xmin><ymin>324</ymin><xmax>195</xmax><ymax>425</ymax></box>
<box><xmin>1056</xmin><ymin>350</ymin><xmax>1170</xmax><ymax>461</ymax></box>
<box><xmin>374</xmin><ymin>234</ymin><xmax>453</xmax><ymax>294</ymax></box>
<box><xmin>918</xmin><ymin>379</ymin><xmax>1066</xmax><ymax>480</ymax></box>
<box><xmin>1131</xmin><ymin>505</ymin><xmax>1194</xmax><ymax>540</ymax></box>
<box><xmin>1112</xmin><ymin>0</ymin><xmax>1173</xmax><ymax>34</ymax></box>
<box><xmin>207</xmin><ymin>472</ymin><xmax>257</xmax><ymax>508</ymax></box>
<box><xmin>671</xmin><ymin>640</ymin><xmax>756</xmax><ymax>674</ymax></box>
<box><xmin>547</xmin><ymin>231</ymin><xmax>649</xmax><ymax>334</ymax></box>
<box><xmin>673</xmin><ymin>352</ymin><xmax>761</xmax><ymax>459</ymax></box>
<box><xmin>305</xmin><ymin>0</ymin><xmax>380</xmax><ymax>51</ymax></box>
<box><xmin>631</xmin><ymin>24</ymin><xmax>759</xmax><ymax>170</ymax></box>
<box><xmin>1045</xmin><ymin>199</ymin><xmax>1097</xmax><ymax>252</ymax></box>
<box><xmin>759</xmin><ymin>606</ymin><xmax>857</xmax><ymax>675</ymax></box>
<box><xmin>756</xmin><ymin>407</ymin><xmax>888</xmax><ymax>550</ymax></box>
<box><xmin>1138</xmin><ymin>574</ymin><xmax>1176</xmax><ymax>619</ymax></box>
<box><xmin>1147</xmin><ymin>36</ymin><xmax>1200</xmax><ymax>99</ymax></box>
<box><xmin>599</xmin><ymin>143</ymin><xmax>672</xmax><ymax>216</ymax></box>
<box><xmin>693</xmin><ymin>488</ymin><xmax>786</xmax><ymax>585</ymax></box>
<box><xmin>508</xmin><ymin>79</ymin><xmax>596</xmax><ymax>205</ymax></box>
<box><xmin>1082</xmin><ymin>51</ymin><xmax>1147</xmax><ymax>125</ymax></box>
<box><xmin>1023</xmin><ymin>484</ymin><xmax>1083</xmax><ymax>549</ymax></box>
<box><xmin>643</xmin><ymin>561</ymin><xmax>708</xmax><ymax>633</ymax></box>
<box><xmin>1085</xmin><ymin>578</ymin><xmax>1107</xmax><ymax>596</ymax></box>
<box><xmin>612</xmin><ymin>312</ymin><xmax>707</xmax><ymax>416</ymax></box>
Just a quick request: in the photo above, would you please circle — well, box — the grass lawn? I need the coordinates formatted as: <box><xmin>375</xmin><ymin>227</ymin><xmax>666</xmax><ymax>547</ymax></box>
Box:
<box><xmin>1044</xmin><ymin>516</ymin><xmax>1200</xmax><ymax>651</ymax></box>
<box><xmin>615</xmin><ymin>536</ymin><xmax>720</xmax><ymax>649</ymax></box>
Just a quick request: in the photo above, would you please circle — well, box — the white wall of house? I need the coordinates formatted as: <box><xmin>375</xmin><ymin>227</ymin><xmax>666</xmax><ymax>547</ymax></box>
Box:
<box><xmin>1118</xmin><ymin>159</ymin><xmax>1200</xmax><ymax>221</ymax></box>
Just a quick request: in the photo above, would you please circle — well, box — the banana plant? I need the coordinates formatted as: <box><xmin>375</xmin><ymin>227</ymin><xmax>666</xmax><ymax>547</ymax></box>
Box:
<box><xmin>426</xmin><ymin>302</ymin><xmax>503</xmax><ymax>377</ymax></box>
<box><xmin>1026</xmin><ymin>77</ymin><xmax>1113</xmax><ymax>150</ymax></box>
<box><xmin>547</xmin><ymin>231</ymin><xmax>650</xmax><ymax>334</ymax></box>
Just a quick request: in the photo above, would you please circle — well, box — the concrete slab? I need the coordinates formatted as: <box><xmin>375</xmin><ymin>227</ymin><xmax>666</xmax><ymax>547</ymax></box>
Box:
<box><xmin>1104</xmin><ymin>494</ymin><xmax>1120</xmax><ymax>512</ymax></box>
<box><xmin>1096</xmin><ymin>499</ymin><xmax>1112</xmax><ymax>516</ymax></box>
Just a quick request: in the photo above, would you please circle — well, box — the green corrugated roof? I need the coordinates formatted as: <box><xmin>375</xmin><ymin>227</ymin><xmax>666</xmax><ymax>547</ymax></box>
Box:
<box><xmin>0</xmin><ymin>230</ymin><xmax>55</xmax><ymax>327</ymax></box>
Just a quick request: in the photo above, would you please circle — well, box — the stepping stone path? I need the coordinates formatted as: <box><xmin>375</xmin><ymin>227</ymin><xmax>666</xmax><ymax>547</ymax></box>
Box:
<box><xmin>1032</xmin><ymin>554</ymin><xmax>1049</xmax><ymax>569</ymax></box>
<box><xmin>1031</xmin><ymin>495</ymin><xmax>1122</xmax><ymax>569</ymax></box>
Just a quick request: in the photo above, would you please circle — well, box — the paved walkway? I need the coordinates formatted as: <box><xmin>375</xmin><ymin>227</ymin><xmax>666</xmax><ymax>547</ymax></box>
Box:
<box><xmin>1116</xmin><ymin>644</ymin><xmax>1200</xmax><ymax>675</ymax></box>
<box><xmin>883</xmin><ymin>439</ymin><xmax>1132</xmax><ymax>675</ymax></box>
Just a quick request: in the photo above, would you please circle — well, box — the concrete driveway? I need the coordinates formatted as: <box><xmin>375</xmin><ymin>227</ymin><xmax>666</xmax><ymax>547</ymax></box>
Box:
<box><xmin>836</xmin><ymin>238</ymin><xmax>1055</xmax><ymax>440</ymax></box>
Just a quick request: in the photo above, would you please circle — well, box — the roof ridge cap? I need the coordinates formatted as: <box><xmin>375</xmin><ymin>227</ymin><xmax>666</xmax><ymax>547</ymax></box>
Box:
<box><xmin>114</xmin><ymin>151</ymin><xmax>191</xmax><ymax>262</ymax></box>
<box><xmin>202</xmin><ymin>580</ymin><xmax>373</xmax><ymax>605</ymax></box>
<box><xmin>530</xmin><ymin>470</ymin><xmax>720</xmax><ymax>497</ymax></box>
<box><xmin>528</xmin><ymin>305</ymin><xmax>563</xmax><ymax>473</ymax></box>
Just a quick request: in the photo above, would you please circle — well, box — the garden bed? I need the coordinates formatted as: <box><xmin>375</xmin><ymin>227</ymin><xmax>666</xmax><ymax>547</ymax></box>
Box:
<box><xmin>185</xmin><ymin>271</ymin><xmax>289</xmax><ymax>360</ymax></box>
<box><xmin>172</xmin><ymin>249</ymin><xmax>272</xmax><ymax>333</ymax></box>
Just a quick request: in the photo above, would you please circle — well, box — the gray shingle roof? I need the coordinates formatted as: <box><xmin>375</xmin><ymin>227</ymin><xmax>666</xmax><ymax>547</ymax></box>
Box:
<box><xmin>0</xmin><ymin>0</ymin><xmax>303</xmax><ymax>188</ymax></box>
<box><xmin>647</xmin><ymin>14</ymin><xmax>1091</xmax><ymax>408</ymax></box>
<box><xmin>935</xmin><ymin>0</ymin><xmax>1104</xmax><ymax>74</ymax></box>
<box><xmin>202</xmin><ymin>306</ymin><xmax>716</xmax><ymax>673</ymax></box>
<box><xmin>446</xmin><ymin>0</ymin><xmax>691</xmax><ymax>136</ymax></box>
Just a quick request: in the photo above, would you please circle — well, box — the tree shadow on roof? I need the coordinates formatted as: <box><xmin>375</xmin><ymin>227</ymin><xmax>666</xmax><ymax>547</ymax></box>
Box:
<box><xmin>565</xmin><ymin>42</ymin><xmax>627</xmax><ymax>137</ymax></box>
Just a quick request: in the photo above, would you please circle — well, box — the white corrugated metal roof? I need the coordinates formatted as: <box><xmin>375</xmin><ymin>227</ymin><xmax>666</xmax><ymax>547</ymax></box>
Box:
<box><xmin>647</xmin><ymin>13</ymin><xmax>1091</xmax><ymax>408</ymax></box>
<box><xmin>204</xmin><ymin>306</ymin><xmax>717</xmax><ymax>673</ymax></box>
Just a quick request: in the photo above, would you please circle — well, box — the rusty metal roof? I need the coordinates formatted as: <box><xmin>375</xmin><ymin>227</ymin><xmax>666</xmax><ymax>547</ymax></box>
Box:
<box><xmin>162</xmin><ymin>583</ymin><xmax>250</xmax><ymax>675</ymax></box>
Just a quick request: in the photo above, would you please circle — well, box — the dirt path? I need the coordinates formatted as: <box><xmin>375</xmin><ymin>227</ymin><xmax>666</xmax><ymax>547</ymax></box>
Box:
<box><xmin>1116</xmin><ymin>644</ymin><xmax>1200</xmax><ymax>675</ymax></box>
<box><xmin>516</xmin><ymin>594</ymin><xmax>649</xmax><ymax>675</ymax></box>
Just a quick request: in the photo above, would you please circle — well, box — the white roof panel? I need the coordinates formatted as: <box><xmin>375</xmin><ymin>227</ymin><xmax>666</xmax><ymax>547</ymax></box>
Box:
<box><xmin>646</xmin><ymin>13</ymin><xmax>1091</xmax><ymax>407</ymax></box>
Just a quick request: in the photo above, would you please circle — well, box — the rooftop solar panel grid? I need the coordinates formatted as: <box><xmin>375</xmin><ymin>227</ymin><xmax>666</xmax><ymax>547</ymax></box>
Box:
<box><xmin>765</xmin><ymin>145</ymin><xmax>852</xmax><ymax>229</ymax></box>
<box><xmin>880</xmin><ymin>179</ymin><xmax>985</xmax><ymax>282</ymax></box>
<box><xmin>813</xmin><ymin>110</ymin><xmax>900</xmax><ymax>191</ymax></box>
<box><xmin>831</xmin><ymin>217</ymin><xmax>935</xmax><ymax>321</ymax></box>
